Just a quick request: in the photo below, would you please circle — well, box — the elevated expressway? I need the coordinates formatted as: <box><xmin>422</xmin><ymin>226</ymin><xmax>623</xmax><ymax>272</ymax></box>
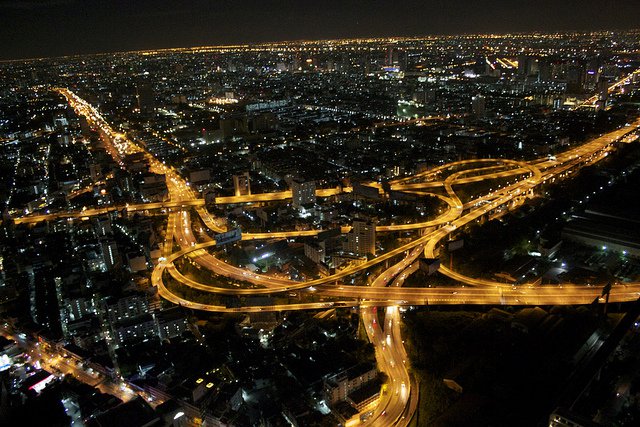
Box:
<box><xmin>576</xmin><ymin>68</ymin><xmax>640</xmax><ymax>110</ymax></box>
<box><xmin>53</xmin><ymin>88</ymin><xmax>640</xmax><ymax>427</ymax></box>
<box><xmin>13</xmin><ymin>199</ymin><xmax>206</xmax><ymax>225</ymax></box>
<box><xmin>157</xmin><ymin>121</ymin><xmax>637</xmax><ymax>301</ymax></box>
<box><xmin>156</xmin><ymin>117</ymin><xmax>640</xmax><ymax>427</ymax></box>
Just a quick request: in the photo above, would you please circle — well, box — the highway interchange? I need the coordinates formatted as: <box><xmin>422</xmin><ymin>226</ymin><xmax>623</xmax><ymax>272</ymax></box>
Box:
<box><xmin>46</xmin><ymin>85</ymin><xmax>640</xmax><ymax>426</ymax></box>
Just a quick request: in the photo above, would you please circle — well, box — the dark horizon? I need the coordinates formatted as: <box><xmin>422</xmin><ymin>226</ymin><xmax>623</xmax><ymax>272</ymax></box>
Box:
<box><xmin>4</xmin><ymin>26</ymin><xmax>640</xmax><ymax>63</ymax></box>
<box><xmin>1</xmin><ymin>0</ymin><xmax>640</xmax><ymax>61</ymax></box>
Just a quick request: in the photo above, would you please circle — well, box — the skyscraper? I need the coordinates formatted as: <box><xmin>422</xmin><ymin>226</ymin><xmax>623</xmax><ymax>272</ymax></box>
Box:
<box><xmin>386</xmin><ymin>46</ymin><xmax>395</xmax><ymax>67</ymax></box>
<box><xmin>136</xmin><ymin>82</ymin><xmax>155</xmax><ymax>114</ymax></box>
<box><xmin>472</xmin><ymin>95</ymin><xmax>486</xmax><ymax>118</ymax></box>
<box><xmin>101</xmin><ymin>240</ymin><xmax>121</xmax><ymax>271</ymax></box>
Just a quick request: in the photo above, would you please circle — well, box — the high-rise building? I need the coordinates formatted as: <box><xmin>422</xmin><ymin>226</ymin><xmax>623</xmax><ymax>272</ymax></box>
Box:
<box><xmin>386</xmin><ymin>46</ymin><xmax>394</xmax><ymax>67</ymax></box>
<box><xmin>517</xmin><ymin>55</ymin><xmax>528</xmax><ymax>76</ymax></box>
<box><xmin>136</xmin><ymin>83</ymin><xmax>155</xmax><ymax>114</ymax></box>
<box><xmin>538</xmin><ymin>59</ymin><xmax>552</xmax><ymax>82</ymax></box>
<box><xmin>107</xmin><ymin>294</ymin><xmax>149</xmax><ymax>323</ymax></box>
<box><xmin>383</xmin><ymin>46</ymin><xmax>406</xmax><ymax>70</ymax></box>
<box><xmin>156</xmin><ymin>308</ymin><xmax>189</xmax><ymax>340</ymax></box>
<box><xmin>66</xmin><ymin>297</ymin><xmax>94</xmax><ymax>322</ymax></box>
<box><xmin>472</xmin><ymin>95</ymin><xmax>486</xmax><ymax>118</ymax></box>
<box><xmin>233</xmin><ymin>172</ymin><xmax>251</xmax><ymax>197</ymax></box>
<box><xmin>566</xmin><ymin>64</ymin><xmax>586</xmax><ymax>93</ymax></box>
<box><xmin>413</xmin><ymin>88</ymin><xmax>436</xmax><ymax>105</ymax></box>
<box><xmin>598</xmin><ymin>78</ymin><xmax>609</xmax><ymax>101</ymax></box>
<box><xmin>100</xmin><ymin>240</ymin><xmax>121</xmax><ymax>271</ymax></box>
<box><xmin>304</xmin><ymin>241</ymin><xmax>326</xmax><ymax>265</ymax></box>
<box><xmin>113</xmin><ymin>314</ymin><xmax>157</xmax><ymax>346</ymax></box>
<box><xmin>291</xmin><ymin>179</ymin><xmax>316</xmax><ymax>209</ymax></box>
<box><xmin>220</xmin><ymin>114</ymin><xmax>248</xmax><ymax>138</ymax></box>
<box><xmin>344</xmin><ymin>220</ymin><xmax>376</xmax><ymax>256</ymax></box>
<box><xmin>92</xmin><ymin>215</ymin><xmax>112</xmax><ymax>237</ymax></box>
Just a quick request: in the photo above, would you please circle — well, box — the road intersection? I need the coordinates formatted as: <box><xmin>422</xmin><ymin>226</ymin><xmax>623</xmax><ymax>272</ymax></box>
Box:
<box><xmin>52</xmin><ymin>88</ymin><xmax>640</xmax><ymax>426</ymax></box>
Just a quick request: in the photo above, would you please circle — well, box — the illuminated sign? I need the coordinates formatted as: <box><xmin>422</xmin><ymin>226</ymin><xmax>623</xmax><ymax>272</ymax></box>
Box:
<box><xmin>27</xmin><ymin>371</ymin><xmax>55</xmax><ymax>394</ymax></box>
<box><xmin>245</xmin><ymin>100</ymin><xmax>288</xmax><ymax>112</ymax></box>
<box><xmin>215</xmin><ymin>228</ymin><xmax>242</xmax><ymax>246</ymax></box>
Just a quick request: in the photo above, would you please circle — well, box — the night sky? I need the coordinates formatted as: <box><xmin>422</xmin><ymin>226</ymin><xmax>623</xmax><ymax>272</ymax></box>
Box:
<box><xmin>1</xmin><ymin>0</ymin><xmax>639</xmax><ymax>60</ymax></box>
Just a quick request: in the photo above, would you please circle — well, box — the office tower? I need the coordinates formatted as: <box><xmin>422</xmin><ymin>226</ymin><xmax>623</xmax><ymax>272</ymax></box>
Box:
<box><xmin>386</xmin><ymin>46</ymin><xmax>394</xmax><ymax>67</ymax></box>
<box><xmin>472</xmin><ymin>95</ymin><xmax>486</xmax><ymax>118</ymax></box>
<box><xmin>598</xmin><ymin>78</ymin><xmax>609</xmax><ymax>101</ymax></box>
<box><xmin>538</xmin><ymin>59</ymin><xmax>552</xmax><ymax>81</ymax></box>
<box><xmin>136</xmin><ymin>82</ymin><xmax>155</xmax><ymax>114</ymax></box>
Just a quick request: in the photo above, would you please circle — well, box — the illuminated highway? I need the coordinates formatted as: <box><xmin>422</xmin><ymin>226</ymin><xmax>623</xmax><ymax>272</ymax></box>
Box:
<box><xmin>13</xmin><ymin>199</ymin><xmax>206</xmax><ymax>224</ymax></box>
<box><xmin>576</xmin><ymin>68</ymin><xmax>640</xmax><ymax>109</ymax></box>
<box><xmin>213</xmin><ymin>186</ymin><xmax>349</xmax><ymax>204</ymax></box>
<box><xmin>158</xmin><ymin>116</ymin><xmax>639</xmax><ymax>426</ymax></box>
<box><xmin>54</xmin><ymin>88</ymin><xmax>640</xmax><ymax>427</ymax></box>
<box><xmin>354</xmin><ymin>247</ymin><xmax>421</xmax><ymax>426</ymax></box>
<box><xmin>0</xmin><ymin>326</ymin><xmax>142</xmax><ymax>405</ymax></box>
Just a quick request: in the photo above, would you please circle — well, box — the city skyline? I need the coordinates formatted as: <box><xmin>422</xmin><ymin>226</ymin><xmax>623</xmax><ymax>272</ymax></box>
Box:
<box><xmin>1</xmin><ymin>0</ymin><xmax>640</xmax><ymax>60</ymax></box>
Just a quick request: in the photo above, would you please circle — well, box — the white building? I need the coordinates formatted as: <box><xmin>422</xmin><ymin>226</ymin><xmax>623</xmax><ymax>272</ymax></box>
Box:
<box><xmin>324</xmin><ymin>363</ymin><xmax>378</xmax><ymax>405</ymax></box>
